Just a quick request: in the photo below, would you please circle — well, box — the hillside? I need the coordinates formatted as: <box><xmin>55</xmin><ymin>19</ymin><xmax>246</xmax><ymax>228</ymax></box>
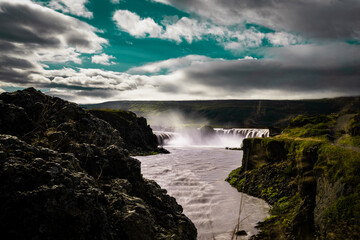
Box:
<box><xmin>83</xmin><ymin>97</ymin><xmax>360</xmax><ymax>131</ymax></box>
<box><xmin>227</xmin><ymin>113</ymin><xmax>360</xmax><ymax>239</ymax></box>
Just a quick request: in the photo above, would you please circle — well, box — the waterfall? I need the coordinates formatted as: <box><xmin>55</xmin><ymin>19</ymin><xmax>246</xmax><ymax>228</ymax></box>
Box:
<box><xmin>214</xmin><ymin>128</ymin><xmax>269</xmax><ymax>138</ymax></box>
<box><xmin>153</xmin><ymin>131</ymin><xmax>177</xmax><ymax>146</ymax></box>
<box><xmin>154</xmin><ymin>128</ymin><xmax>269</xmax><ymax>147</ymax></box>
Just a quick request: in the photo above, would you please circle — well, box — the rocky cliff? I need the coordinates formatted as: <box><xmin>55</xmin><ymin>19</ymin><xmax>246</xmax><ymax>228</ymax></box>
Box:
<box><xmin>227</xmin><ymin>114</ymin><xmax>360</xmax><ymax>239</ymax></box>
<box><xmin>88</xmin><ymin>109</ymin><xmax>168</xmax><ymax>155</ymax></box>
<box><xmin>0</xmin><ymin>88</ymin><xmax>196</xmax><ymax>239</ymax></box>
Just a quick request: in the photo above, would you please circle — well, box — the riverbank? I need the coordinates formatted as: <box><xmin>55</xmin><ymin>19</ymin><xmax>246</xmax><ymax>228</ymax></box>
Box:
<box><xmin>227</xmin><ymin>113</ymin><xmax>360</xmax><ymax>239</ymax></box>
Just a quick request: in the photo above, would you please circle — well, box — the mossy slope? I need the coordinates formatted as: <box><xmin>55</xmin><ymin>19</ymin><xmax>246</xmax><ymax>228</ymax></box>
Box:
<box><xmin>227</xmin><ymin>113</ymin><xmax>360</xmax><ymax>239</ymax></box>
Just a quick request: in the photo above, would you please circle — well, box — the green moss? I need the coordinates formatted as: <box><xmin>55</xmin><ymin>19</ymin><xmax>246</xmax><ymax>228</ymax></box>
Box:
<box><xmin>315</xmin><ymin>144</ymin><xmax>360</xmax><ymax>185</ymax></box>
<box><xmin>283</xmin><ymin>114</ymin><xmax>338</xmax><ymax>139</ymax></box>
<box><xmin>323</xmin><ymin>193</ymin><xmax>360</xmax><ymax>238</ymax></box>
<box><xmin>257</xmin><ymin>193</ymin><xmax>302</xmax><ymax>238</ymax></box>
<box><xmin>261</xmin><ymin>186</ymin><xmax>279</xmax><ymax>199</ymax></box>
<box><xmin>226</xmin><ymin>167</ymin><xmax>245</xmax><ymax>191</ymax></box>
<box><xmin>226</xmin><ymin>112</ymin><xmax>360</xmax><ymax>239</ymax></box>
<box><xmin>227</xmin><ymin>167</ymin><xmax>242</xmax><ymax>179</ymax></box>
<box><xmin>338</xmin><ymin>135</ymin><xmax>360</xmax><ymax>147</ymax></box>
<box><xmin>349</xmin><ymin>114</ymin><xmax>360</xmax><ymax>136</ymax></box>
<box><xmin>289</xmin><ymin>114</ymin><xmax>338</xmax><ymax>128</ymax></box>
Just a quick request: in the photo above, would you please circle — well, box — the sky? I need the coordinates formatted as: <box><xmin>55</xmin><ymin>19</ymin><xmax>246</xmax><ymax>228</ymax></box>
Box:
<box><xmin>0</xmin><ymin>0</ymin><xmax>359</xmax><ymax>103</ymax></box>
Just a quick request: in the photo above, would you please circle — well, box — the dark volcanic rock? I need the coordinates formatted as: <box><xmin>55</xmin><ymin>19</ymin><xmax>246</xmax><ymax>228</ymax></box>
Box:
<box><xmin>0</xmin><ymin>88</ymin><xmax>196</xmax><ymax>240</ymax></box>
<box><xmin>88</xmin><ymin>109</ymin><xmax>167</xmax><ymax>155</ymax></box>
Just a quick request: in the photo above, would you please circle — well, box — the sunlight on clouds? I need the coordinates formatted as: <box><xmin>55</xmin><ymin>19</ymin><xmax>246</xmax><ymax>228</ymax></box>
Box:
<box><xmin>127</xmin><ymin>55</ymin><xmax>222</xmax><ymax>74</ymax></box>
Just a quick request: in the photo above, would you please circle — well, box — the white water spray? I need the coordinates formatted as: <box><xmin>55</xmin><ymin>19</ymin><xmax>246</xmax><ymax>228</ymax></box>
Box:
<box><xmin>154</xmin><ymin>128</ymin><xmax>269</xmax><ymax>148</ymax></box>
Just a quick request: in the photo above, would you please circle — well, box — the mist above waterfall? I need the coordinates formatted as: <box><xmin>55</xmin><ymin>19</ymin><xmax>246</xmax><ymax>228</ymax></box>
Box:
<box><xmin>155</xmin><ymin>128</ymin><xmax>269</xmax><ymax>148</ymax></box>
<box><xmin>149</xmin><ymin>112</ymin><xmax>269</xmax><ymax>148</ymax></box>
<box><xmin>146</xmin><ymin>111</ymin><xmax>208</xmax><ymax>131</ymax></box>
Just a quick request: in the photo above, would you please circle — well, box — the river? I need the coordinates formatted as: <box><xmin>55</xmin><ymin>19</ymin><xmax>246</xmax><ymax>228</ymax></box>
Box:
<box><xmin>136</xmin><ymin>145</ymin><xmax>270</xmax><ymax>239</ymax></box>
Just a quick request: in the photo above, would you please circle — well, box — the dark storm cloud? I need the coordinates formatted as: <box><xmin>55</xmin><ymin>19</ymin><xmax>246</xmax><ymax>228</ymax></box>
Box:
<box><xmin>181</xmin><ymin>43</ymin><xmax>360</xmax><ymax>96</ymax></box>
<box><xmin>0</xmin><ymin>1</ymin><xmax>105</xmax><ymax>49</ymax></box>
<box><xmin>157</xmin><ymin>0</ymin><xmax>360</xmax><ymax>40</ymax></box>
<box><xmin>46</xmin><ymin>88</ymin><xmax>119</xmax><ymax>102</ymax></box>
<box><xmin>0</xmin><ymin>0</ymin><xmax>107</xmax><ymax>89</ymax></box>
<box><xmin>0</xmin><ymin>56</ymin><xmax>36</xmax><ymax>69</ymax></box>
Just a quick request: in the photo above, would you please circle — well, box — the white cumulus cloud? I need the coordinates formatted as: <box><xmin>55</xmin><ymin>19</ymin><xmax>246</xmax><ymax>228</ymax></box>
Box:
<box><xmin>113</xmin><ymin>10</ymin><xmax>163</xmax><ymax>38</ymax></box>
<box><xmin>45</xmin><ymin>0</ymin><xmax>93</xmax><ymax>18</ymax></box>
<box><xmin>91</xmin><ymin>53</ymin><xmax>116</xmax><ymax>65</ymax></box>
<box><xmin>112</xmin><ymin>9</ymin><xmax>301</xmax><ymax>49</ymax></box>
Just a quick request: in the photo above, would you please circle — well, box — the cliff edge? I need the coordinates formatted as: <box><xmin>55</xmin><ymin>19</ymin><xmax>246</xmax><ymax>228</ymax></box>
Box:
<box><xmin>227</xmin><ymin>113</ymin><xmax>360</xmax><ymax>239</ymax></box>
<box><xmin>0</xmin><ymin>88</ymin><xmax>196</xmax><ymax>240</ymax></box>
<box><xmin>87</xmin><ymin>109</ymin><xmax>168</xmax><ymax>155</ymax></box>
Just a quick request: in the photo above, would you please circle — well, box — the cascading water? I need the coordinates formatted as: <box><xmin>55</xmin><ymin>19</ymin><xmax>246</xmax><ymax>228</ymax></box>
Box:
<box><xmin>136</xmin><ymin>128</ymin><xmax>270</xmax><ymax>239</ymax></box>
<box><xmin>154</xmin><ymin>128</ymin><xmax>269</xmax><ymax>148</ymax></box>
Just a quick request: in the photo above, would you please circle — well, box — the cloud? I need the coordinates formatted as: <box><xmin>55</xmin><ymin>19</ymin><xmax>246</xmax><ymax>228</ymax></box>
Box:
<box><xmin>0</xmin><ymin>0</ymin><xmax>107</xmax><ymax>87</ymax></box>
<box><xmin>179</xmin><ymin>43</ymin><xmax>360</xmax><ymax>95</ymax></box>
<box><xmin>113</xmin><ymin>10</ymin><xmax>163</xmax><ymax>38</ymax></box>
<box><xmin>45</xmin><ymin>42</ymin><xmax>360</xmax><ymax>103</ymax></box>
<box><xmin>44</xmin><ymin>68</ymin><xmax>153</xmax><ymax>92</ymax></box>
<box><xmin>152</xmin><ymin>0</ymin><xmax>360</xmax><ymax>41</ymax></box>
<box><xmin>113</xmin><ymin>10</ymin><xmax>227</xmax><ymax>43</ymax></box>
<box><xmin>45</xmin><ymin>87</ymin><xmax>121</xmax><ymax>103</ymax></box>
<box><xmin>161</xmin><ymin>17</ymin><xmax>226</xmax><ymax>43</ymax></box>
<box><xmin>43</xmin><ymin>0</ymin><xmax>93</xmax><ymax>18</ymax></box>
<box><xmin>112</xmin><ymin>10</ymin><xmax>301</xmax><ymax>48</ymax></box>
<box><xmin>1</xmin><ymin>1</ymin><xmax>359</xmax><ymax>103</ymax></box>
<box><xmin>127</xmin><ymin>55</ymin><xmax>222</xmax><ymax>74</ymax></box>
<box><xmin>91</xmin><ymin>53</ymin><xmax>116</xmax><ymax>65</ymax></box>
<box><xmin>266</xmin><ymin>32</ymin><xmax>302</xmax><ymax>46</ymax></box>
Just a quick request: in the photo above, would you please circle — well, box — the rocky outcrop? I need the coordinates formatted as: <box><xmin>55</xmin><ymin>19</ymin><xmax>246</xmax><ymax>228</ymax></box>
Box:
<box><xmin>227</xmin><ymin>114</ymin><xmax>360</xmax><ymax>240</ymax></box>
<box><xmin>88</xmin><ymin>109</ymin><xmax>168</xmax><ymax>155</ymax></box>
<box><xmin>0</xmin><ymin>88</ymin><xmax>196</xmax><ymax>240</ymax></box>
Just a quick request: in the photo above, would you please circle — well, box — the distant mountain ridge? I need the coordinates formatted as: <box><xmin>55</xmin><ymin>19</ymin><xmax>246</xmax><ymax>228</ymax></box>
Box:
<box><xmin>83</xmin><ymin>97</ymin><xmax>360</xmax><ymax>130</ymax></box>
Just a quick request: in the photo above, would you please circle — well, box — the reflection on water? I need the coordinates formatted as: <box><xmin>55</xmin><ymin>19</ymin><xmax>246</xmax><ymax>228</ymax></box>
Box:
<box><xmin>136</xmin><ymin>147</ymin><xmax>270</xmax><ymax>240</ymax></box>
